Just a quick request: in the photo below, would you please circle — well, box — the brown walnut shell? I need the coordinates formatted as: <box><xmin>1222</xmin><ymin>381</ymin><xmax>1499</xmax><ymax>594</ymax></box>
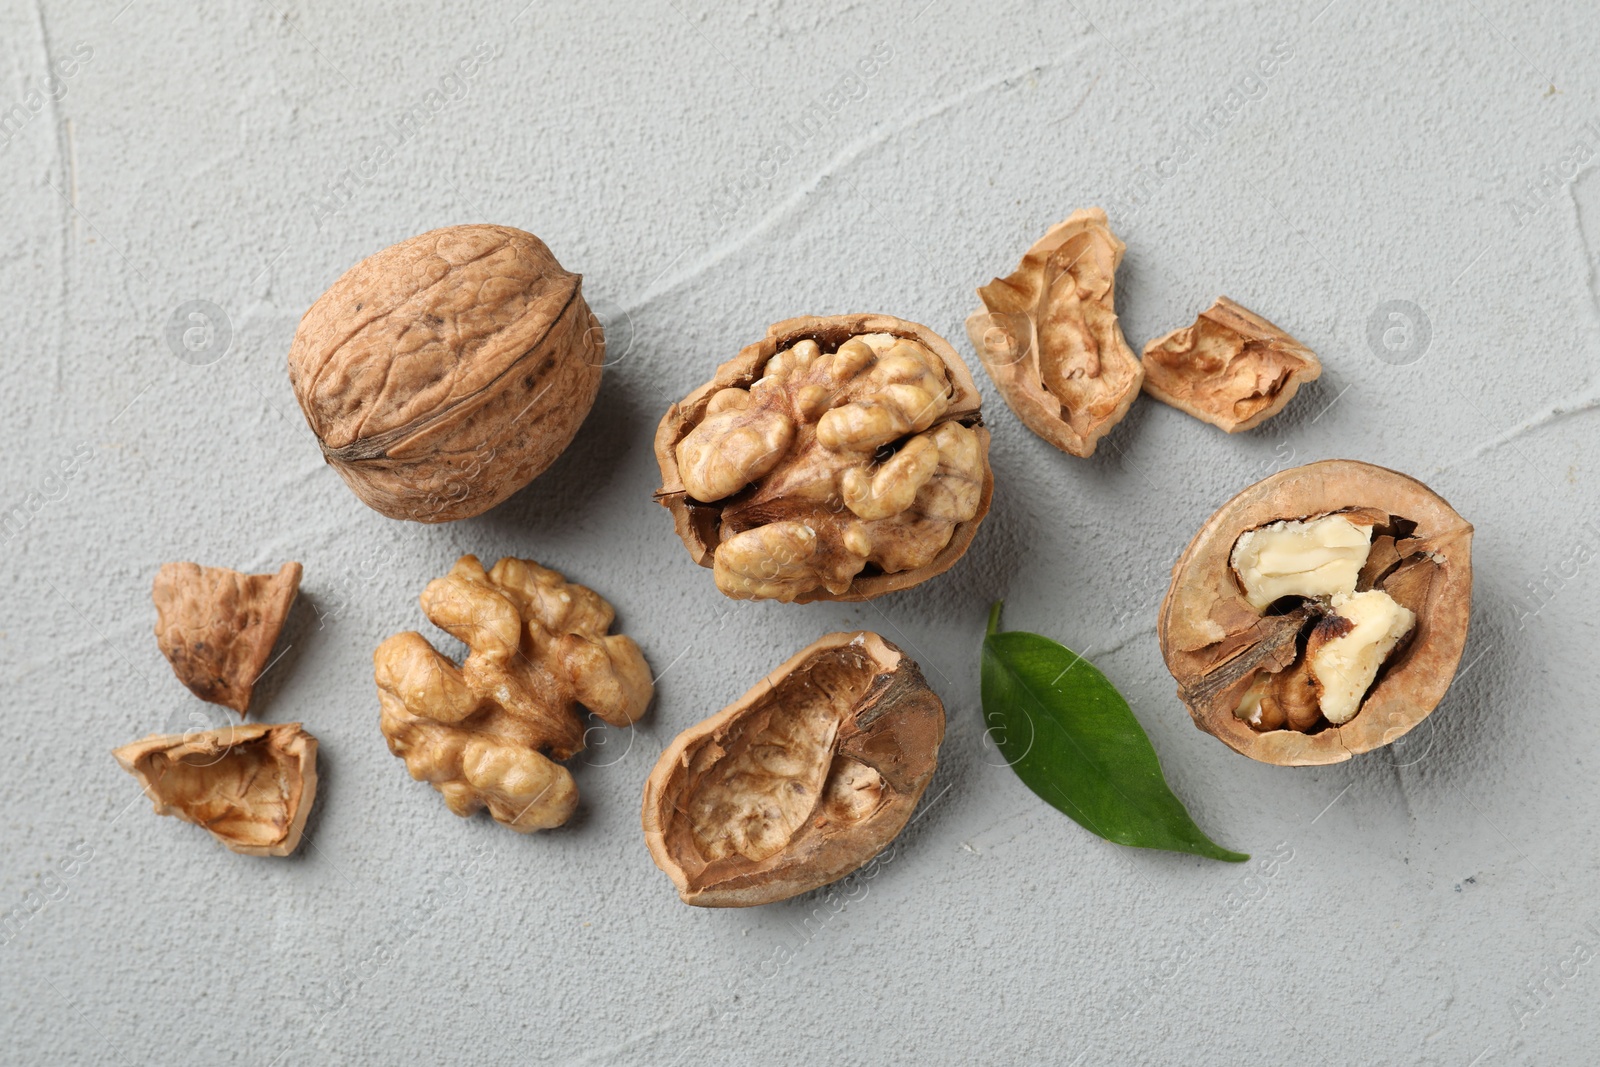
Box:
<box><xmin>654</xmin><ymin>314</ymin><xmax>992</xmax><ymax>603</ymax></box>
<box><xmin>642</xmin><ymin>631</ymin><xmax>944</xmax><ymax>907</ymax></box>
<box><xmin>965</xmin><ymin>207</ymin><xmax>1143</xmax><ymax>457</ymax></box>
<box><xmin>1141</xmin><ymin>297</ymin><xmax>1321</xmax><ymax>433</ymax></box>
<box><xmin>1158</xmin><ymin>459</ymin><xmax>1473</xmax><ymax>765</ymax></box>
<box><xmin>152</xmin><ymin>561</ymin><xmax>302</xmax><ymax>716</ymax></box>
<box><xmin>112</xmin><ymin>723</ymin><xmax>319</xmax><ymax>856</ymax></box>
<box><xmin>287</xmin><ymin>224</ymin><xmax>603</xmax><ymax>523</ymax></box>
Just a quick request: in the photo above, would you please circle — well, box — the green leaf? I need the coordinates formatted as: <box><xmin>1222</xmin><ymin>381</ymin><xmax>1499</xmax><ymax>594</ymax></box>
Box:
<box><xmin>981</xmin><ymin>602</ymin><xmax>1247</xmax><ymax>863</ymax></box>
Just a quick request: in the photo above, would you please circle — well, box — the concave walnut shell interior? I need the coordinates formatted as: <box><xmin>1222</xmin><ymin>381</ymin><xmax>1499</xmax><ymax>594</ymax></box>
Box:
<box><xmin>653</xmin><ymin>314</ymin><xmax>992</xmax><ymax>603</ymax></box>
<box><xmin>1158</xmin><ymin>459</ymin><xmax>1473</xmax><ymax>765</ymax></box>
<box><xmin>965</xmin><ymin>207</ymin><xmax>1143</xmax><ymax>457</ymax></box>
<box><xmin>287</xmin><ymin>224</ymin><xmax>603</xmax><ymax>523</ymax></box>
<box><xmin>642</xmin><ymin>631</ymin><xmax>944</xmax><ymax>907</ymax></box>
<box><xmin>112</xmin><ymin>722</ymin><xmax>319</xmax><ymax>856</ymax></box>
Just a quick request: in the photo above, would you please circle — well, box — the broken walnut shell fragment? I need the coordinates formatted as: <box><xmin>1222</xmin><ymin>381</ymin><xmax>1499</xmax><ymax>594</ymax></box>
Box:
<box><xmin>287</xmin><ymin>224</ymin><xmax>603</xmax><ymax>523</ymax></box>
<box><xmin>1159</xmin><ymin>460</ymin><xmax>1473</xmax><ymax>765</ymax></box>
<box><xmin>112</xmin><ymin>723</ymin><xmax>319</xmax><ymax>857</ymax></box>
<box><xmin>642</xmin><ymin>631</ymin><xmax>944</xmax><ymax>907</ymax></box>
<box><xmin>965</xmin><ymin>207</ymin><xmax>1143</xmax><ymax>457</ymax></box>
<box><xmin>1141</xmin><ymin>297</ymin><xmax>1321</xmax><ymax>433</ymax></box>
<box><xmin>654</xmin><ymin>314</ymin><xmax>992</xmax><ymax>603</ymax></box>
<box><xmin>152</xmin><ymin>561</ymin><xmax>302</xmax><ymax>716</ymax></box>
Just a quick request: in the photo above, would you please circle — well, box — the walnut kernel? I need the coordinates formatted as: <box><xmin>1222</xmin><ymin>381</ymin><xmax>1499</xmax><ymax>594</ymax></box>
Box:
<box><xmin>655</xmin><ymin>315</ymin><xmax>991</xmax><ymax>603</ymax></box>
<box><xmin>1159</xmin><ymin>460</ymin><xmax>1473</xmax><ymax>765</ymax></box>
<box><xmin>374</xmin><ymin>555</ymin><xmax>652</xmax><ymax>832</ymax></box>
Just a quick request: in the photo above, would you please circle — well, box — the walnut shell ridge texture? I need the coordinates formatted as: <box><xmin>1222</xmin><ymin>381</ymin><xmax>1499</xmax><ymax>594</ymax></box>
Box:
<box><xmin>288</xmin><ymin>224</ymin><xmax>603</xmax><ymax>523</ymax></box>
<box><xmin>374</xmin><ymin>554</ymin><xmax>653</xmax><ymax>832</ymax></box>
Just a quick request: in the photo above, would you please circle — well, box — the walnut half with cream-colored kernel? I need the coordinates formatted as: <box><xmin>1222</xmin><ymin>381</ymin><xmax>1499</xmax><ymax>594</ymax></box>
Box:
<box><xmin>1158</xmin><ymin>460</ymin><xmax>1473</xmax><ymax>766</ymax></box>
<box><xmin>965</xmin><ymin>207</ymin><xmax>1143</xmax><ymax>457</ymax></box>
<box><xmin>112</xmin><ymin>722</ymin><xmax>319</xmax><ymax>857</ymax></box>
<box><xmin>1141</xmin><ymin>297</ymin><xmax>1321</xmax><ymax>433</ymax></box>
<box><xmin>655</xmin><ymin>314</ymin><xmax>991</xmax><ymax>603</ymax></box>
<box><xmin>642</xmin><ymin>631</ymin><xmax>944</xmax><ymax>907</ymax></box>
<box><xmin>374</xmin><ymin>554</ymin><xmax>653</xmax><ymax>832</ymax></box>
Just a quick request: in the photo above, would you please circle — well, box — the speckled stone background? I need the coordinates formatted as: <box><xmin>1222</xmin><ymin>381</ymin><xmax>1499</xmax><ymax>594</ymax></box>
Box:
<box><xmin>3</xmin><ymin>1</ymin><xmax>1597</xmax><ymax>1064</ymax></box>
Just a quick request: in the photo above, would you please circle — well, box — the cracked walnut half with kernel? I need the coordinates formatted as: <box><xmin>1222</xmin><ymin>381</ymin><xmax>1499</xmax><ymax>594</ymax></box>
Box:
<box><xmin>655</xmin><ymin>314</ymin><xmax>992</xmax><ymax>603</ymax></box>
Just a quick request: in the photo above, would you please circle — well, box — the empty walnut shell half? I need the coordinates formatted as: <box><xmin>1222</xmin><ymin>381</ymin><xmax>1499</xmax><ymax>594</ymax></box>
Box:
<box><xmin>965</xmin><ymin>207</ymin><xmax>1143</xmax><ymax>457</ymax></box>
<box><xmin>112</xmin><ymin>723</ymin><xmax>319</xmax><ymax>856</ymax></box>
<box><xmin>1158</xmin><ymin>460</ymin><xmax>1473</xmax><ymax>765</ymax></box>
<box><xmin>654</xmin><ymin>314</ymin><xmax>992</xmax><ymax>603</ymax></box>
<box><xmin>152</xmin><ymin>561</ymin><xmax>302</xmax><ymax>716</ymax></box>
<box><xmin>642</xmin><ymin>631</ymin><xmax>944</xmax><ymax>907</ymax></box>
<box><xmin>288</xmin><ymin>224</ymin><xmax>603</xmax><ymax>523</ymax></box>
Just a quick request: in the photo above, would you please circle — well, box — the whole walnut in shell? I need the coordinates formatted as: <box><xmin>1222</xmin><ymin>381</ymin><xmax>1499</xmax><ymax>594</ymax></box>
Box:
<box><xmin>1159</xmin><ymin>460</ymin><xmax>1473</xmax><ymax>765</ymax></box>
<box><xmin>375</xmin><ymin>554</ymin><xmax>652</xmax><ymax>831</ymax></box>
<box><xmin>288</xmin><ymin>225</ymin><xmax>603</xmax><ymax>523</ymax></box>
<box><xmin>112</xmin><ymin>722</ymin><xmax>319</xmax><ymax>857</ymax></box>
<box><xmin>654</xmin><ymin>314</ymin><xmax>992</xmax><ymax>603</ymax></box>
<box><xmin>642</xmin><ymin>631</ymin><xmax>943</xmax><ymax>907</ymax></box>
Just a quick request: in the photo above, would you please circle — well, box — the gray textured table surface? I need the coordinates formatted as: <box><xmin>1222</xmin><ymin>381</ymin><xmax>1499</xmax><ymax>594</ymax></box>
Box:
<box><xmin>3</xmin><ymin>1</ymin><xmax>1598</xmax><ymax>1064</ymax></box>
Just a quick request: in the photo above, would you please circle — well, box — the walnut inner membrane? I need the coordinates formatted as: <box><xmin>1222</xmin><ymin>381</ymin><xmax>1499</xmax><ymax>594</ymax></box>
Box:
<box><xmin>675</xmin><ymin>646</ymin><xmax>885</xmax><ymax>873</ymax></box>
<box><xmin>1220</xmin><ymin>509</ymin><xmax>1438</xmax><ymax>734</ymax></box>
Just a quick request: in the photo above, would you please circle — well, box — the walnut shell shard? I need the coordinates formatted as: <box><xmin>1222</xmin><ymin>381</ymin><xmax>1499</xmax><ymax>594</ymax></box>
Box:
<box><xmin>287</xmin><ymin>224</ymin><xmax>603</xmax><ymax>523</ymax></box>
<box><xmin>152</xmin><ymin>561</ymin><xmax>302</xmax><ymax>716</ymax></box>
<box><xmin>1158</xmin><ymin>460</ymin><xmax>1473</xmax><ymax>766</ymax></box>
<box><xmin>965</xmin><ymin>207</ymin><xmax>1143</xmax><ymax>457</ymax></box>
<box><xmin>642</xmin><ymin>631</ymin><xmax>944</xmax><ymax>907</ymax></box>
<box><xmin>112</xmin><ymin>723</ymin><xmax>319</xmax><ymax>856</ymax></box>
<box><xmin>654</xmin><ymin>314</ymin><xmax>993</xmax><ymax>603</ymax></box>
<box><xmin>1141</xmin><ymin>297</ymin><xmax>1321</xmax><ymax>433</ymax></box>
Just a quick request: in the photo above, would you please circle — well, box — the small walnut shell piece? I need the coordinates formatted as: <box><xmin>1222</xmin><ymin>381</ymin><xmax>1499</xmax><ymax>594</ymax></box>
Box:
<box><xmin>152</xmin><ymin>561</ymin><xmax>302</xmax><ymax>716</ymax></box>
<box><xmin>654</xmin><ymin>314</ymin><xmax>993</xmax><ymax>603</ymax></box>
<box><xmin>112</xmin><ymin>723</ymin><xmax>319</xmax><ymax>857</ymax></box>
<box><xmin>642</xmin><ymin>632</ymin><xmax>943</xmax><ymax>907</ymax></box>
<box><xmin>374</xmin><ymin>555</ymin><xmax>652</xmax><ymax>832</ymax></box>
<box><xmin>1158</xmin><ymin>460</ymin><xmax>1473</xmax><ymax>766</ymax></box>
<box><xmin>288</xmin><ymin>225</ymin><xmax>603</xmax><ymax>523</ymax></box>
<box><xmin>1141</xmin><ymin>297</ymin><xmax>1321</xmax><ymax>432</ymax></box>
<box><xmin>965</xmin><ymin>207</ymin><xmax>1143</xmax><ymax>457</ymax></box>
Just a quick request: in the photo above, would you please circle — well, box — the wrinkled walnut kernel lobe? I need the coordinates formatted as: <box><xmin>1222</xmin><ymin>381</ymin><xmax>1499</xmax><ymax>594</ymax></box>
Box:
<box><xmin>375</xmin><ymin>554</ymin><xmax>652</xmax><ymax>832</ymax></box>
<box><xmin>642</xmin><ymin>632</ymin><xmax>944</xmax><ymax>907</ymax></box>
<box><xmin>655</xmin><ymin>315</ymin><xmax>992</xmax><ymax>603</ymax></box>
